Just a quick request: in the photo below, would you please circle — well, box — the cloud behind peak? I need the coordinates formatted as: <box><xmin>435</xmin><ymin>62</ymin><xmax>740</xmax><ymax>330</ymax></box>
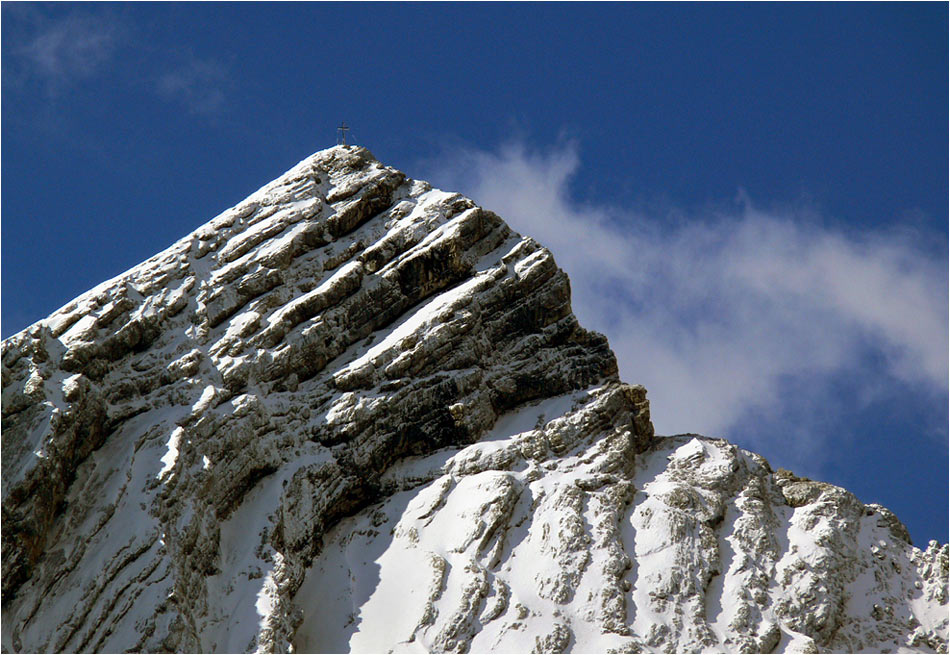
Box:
<box><xmin>426</xmin><ymin>141</ymin><xmax>948</xmax><ymax>452</ymax></box>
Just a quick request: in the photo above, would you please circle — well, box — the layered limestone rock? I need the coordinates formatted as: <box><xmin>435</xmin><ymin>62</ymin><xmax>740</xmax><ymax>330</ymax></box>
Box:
<box><xmin>1</xmin><ymin>146</ymin><xmax>946</xmax><ymax>654</ymax></box>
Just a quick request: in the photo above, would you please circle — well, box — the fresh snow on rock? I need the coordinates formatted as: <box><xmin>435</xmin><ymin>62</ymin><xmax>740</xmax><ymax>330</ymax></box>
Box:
<box><xmin>2</xmin><ymin>146</ymin><xmax>946</xmax><ymax>653</ymax></box>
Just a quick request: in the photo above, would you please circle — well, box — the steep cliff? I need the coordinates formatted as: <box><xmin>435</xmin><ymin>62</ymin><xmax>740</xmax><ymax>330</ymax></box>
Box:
<box><xmin>2</xmin><ymin>146</ymin><xmax>946</xmax><ymax>653</ymax></box>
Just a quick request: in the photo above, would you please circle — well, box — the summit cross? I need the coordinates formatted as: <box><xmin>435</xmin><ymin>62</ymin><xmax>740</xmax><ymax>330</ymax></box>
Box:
<box><xmin>337</xmin><ymin>122</ymin><xmax>350</xmax><ymax>146</ymax></box>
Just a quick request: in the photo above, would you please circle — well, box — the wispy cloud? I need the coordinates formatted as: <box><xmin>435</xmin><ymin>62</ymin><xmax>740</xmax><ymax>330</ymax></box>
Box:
<box><xmin>5</xmin><ymin>8</ymin><xmax>122</xmax><ymax>93</ymax></box>
<box><xmin>2</xmin><ymin>7</ymin><xmax>231</xmax><ymax>120</ymax></box>
<box><xmin>157</xmin><ymin>55</ymin><xmax>230</xmax><ymax>116</ymax></box>
<box><xmin>427</xmin><ymin>142</ymin><xmax>948</xmax><ymax>455</ymax></box>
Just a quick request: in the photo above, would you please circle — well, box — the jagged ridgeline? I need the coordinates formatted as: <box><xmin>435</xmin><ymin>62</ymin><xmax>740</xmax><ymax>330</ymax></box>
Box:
<box><xmin>1</xmin><ymin>146</ymin><xmax>946</xmax><ymax>653</ymax></box>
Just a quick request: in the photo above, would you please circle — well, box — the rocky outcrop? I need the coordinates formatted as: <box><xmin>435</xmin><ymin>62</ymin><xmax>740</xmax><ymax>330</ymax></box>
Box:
<box><xmin>296</xmin><ymin>432</ymin><xmax>949</xmax><ymax>654</ymax></box>
<box><xmin>1</xmin><ymin>146</ymin><xmax>945</xmax><ymax>653</ymax></box>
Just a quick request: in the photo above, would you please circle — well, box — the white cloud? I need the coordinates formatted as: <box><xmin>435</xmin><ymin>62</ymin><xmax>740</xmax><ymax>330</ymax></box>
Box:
<box><xmin>10</xmin><ymin>10</ymin><xmax>121</xmax><ymax>90</ymax></box>
<box><xmin>3</xmin><ymin>8</ymin><xmax>230</xmax><ymax>118</ymax></box>
<box><xmin>426</xmin><ymin>142</ymin><xmax>948</xmax><ymax>447</ymax></box>
<box><xmin>157</xmin><ymin>56</ymin><xmax>229</xmax><ymax>116</ymax></box>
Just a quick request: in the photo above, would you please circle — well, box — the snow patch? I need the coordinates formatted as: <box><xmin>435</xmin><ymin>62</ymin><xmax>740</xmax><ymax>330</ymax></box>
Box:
<box><xmin>157</xmin><ymin>427</ymin><xmax>184</xmax><ymax>480</ymax></box>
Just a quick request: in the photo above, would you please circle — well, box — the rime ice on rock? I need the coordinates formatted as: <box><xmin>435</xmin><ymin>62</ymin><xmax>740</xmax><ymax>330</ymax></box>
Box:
<box><xmin>1</xmin><ymin>147</ymin><xmax>946</xmax><ymax>653</ymax></box>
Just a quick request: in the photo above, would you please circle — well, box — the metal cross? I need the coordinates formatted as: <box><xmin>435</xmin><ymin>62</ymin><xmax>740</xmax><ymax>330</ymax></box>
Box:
<box><xmin>337</xmin><ymin>122</ymin><xmax>350</xmax><ymax>146</ymax></box>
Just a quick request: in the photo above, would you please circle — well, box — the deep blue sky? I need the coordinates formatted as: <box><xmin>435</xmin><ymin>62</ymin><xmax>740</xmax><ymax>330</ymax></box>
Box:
<box><xmin>2</xmin><ymin>3</ymin><xmax>947</xmax><ymax>544</ymax></box>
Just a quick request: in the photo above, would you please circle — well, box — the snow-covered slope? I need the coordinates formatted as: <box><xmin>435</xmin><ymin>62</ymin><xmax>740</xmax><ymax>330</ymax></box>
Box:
<box><xmin>295</xmin><ymin>431</ymin><xmax>949</xmax><ymax>654</ymax></box>
<box><xmin>2</xmin><ymin>146</ymin><xmax>946</xmax><ymax>653</ymax></box>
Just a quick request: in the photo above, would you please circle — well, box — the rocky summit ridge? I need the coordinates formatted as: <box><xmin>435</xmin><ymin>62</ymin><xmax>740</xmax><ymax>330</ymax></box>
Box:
<box><xmin>1</xmin><ymin>146</ymin><xmax>946</xmax><ymax>654</ymax></box>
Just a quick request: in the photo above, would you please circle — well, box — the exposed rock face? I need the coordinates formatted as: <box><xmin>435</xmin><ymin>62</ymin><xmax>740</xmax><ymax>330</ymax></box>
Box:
<box><xmin>1</xmin><ymin>146</ymin><xmax>946</xmax><ymax>653</ymax></box>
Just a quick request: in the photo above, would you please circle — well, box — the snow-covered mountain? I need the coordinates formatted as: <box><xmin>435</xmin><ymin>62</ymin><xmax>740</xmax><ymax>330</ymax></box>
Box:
<box><xmin>2</xmin><ymin>146</ymin><xmax>946</xmax><ymax>653</ymax></box>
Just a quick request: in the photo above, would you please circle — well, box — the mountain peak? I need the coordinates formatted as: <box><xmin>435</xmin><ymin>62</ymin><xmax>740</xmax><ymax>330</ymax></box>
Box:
<box><xmin>2</xmin><ymin>150</ymin><xmax>946</xmax><ymax>653</ymax></box>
